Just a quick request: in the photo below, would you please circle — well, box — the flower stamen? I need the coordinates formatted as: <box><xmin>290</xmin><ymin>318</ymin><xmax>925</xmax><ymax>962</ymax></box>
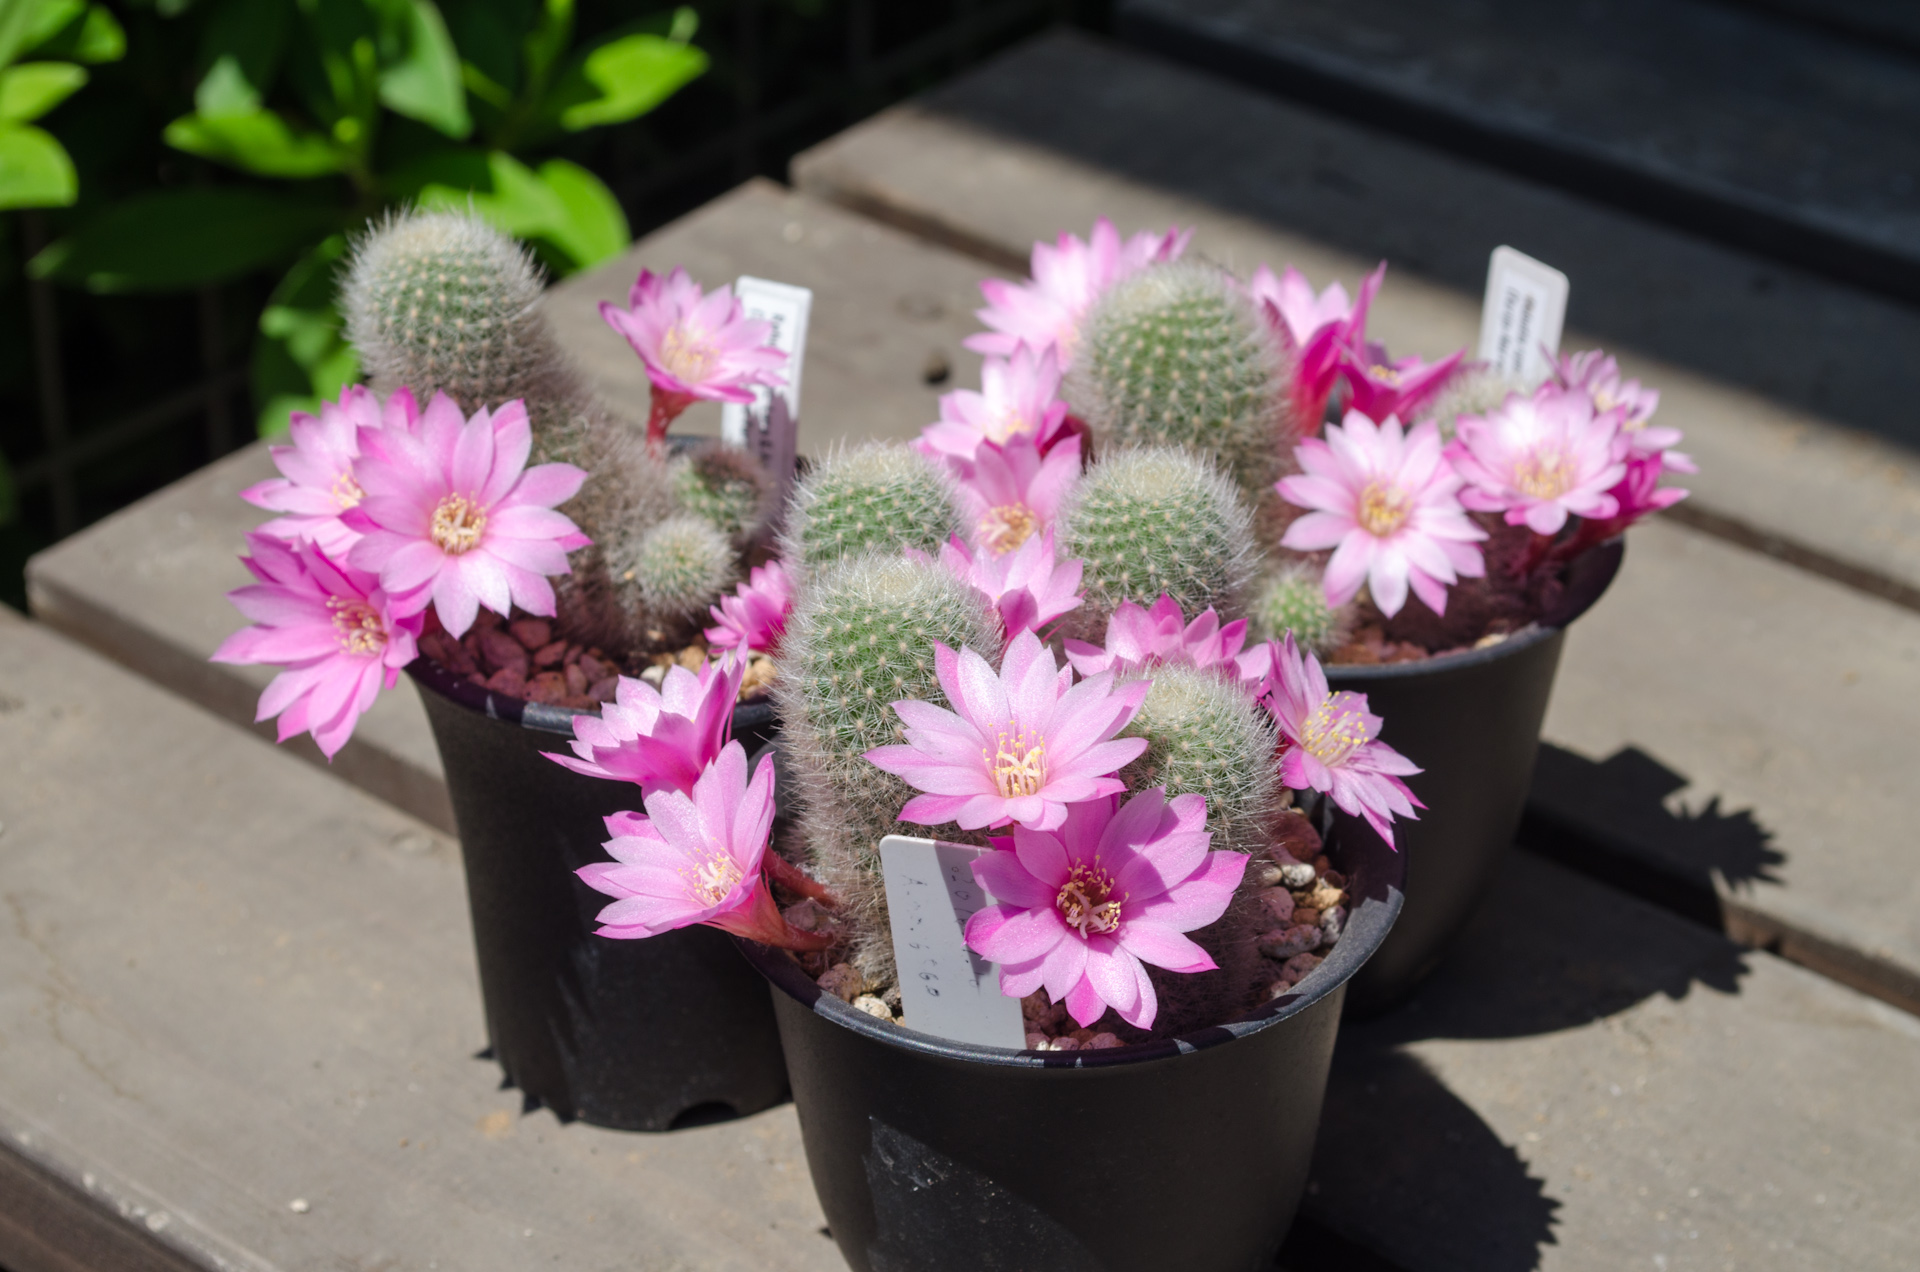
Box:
<box><xmin>326</xmin><ymin>597</ymin><xmax>387</xmax><ymax>655</ymax></box>
<box><xmin>1511</xmin><ymin>451</ymin><xmax>1575</xmax><ymax>500</ymax></box>
<box><xmin>659</xmin><ymin>323</ymin><xmax>719</xmax><ymax>384</ymax></box>
<box><xmin>1301</xmin><ymin>692</ymin><xmax>1374</xmax><ymax>766</ymax></box>
<box><xmin>1056</xmin><ymin>860</ymin><xmax>1122</xmax><ymax>937</ymax></box>
<box><xmin>984</xmin><ymin>725</ymin><xmax>1047</xmax><ymax>798</ymax></box>
<box><xmin>429</xmin><ymin>494</ymin><xmax>487</xmax><ymax>554</ymax></box>
<box><xmin>978</xmin><ymin>502</ymin><xmax>1040</xmax><ymax>553</ymax></box>
<box><xmin>682</xmin><ymin>851</ymin><xmax>744</xmax><ymax>906</ymax></box>
<box><xmin>1356</xmin><ymin>480</ymin><xmax>1413</xmax><ymax>536</ymax></box>
<box><xmin>331</xmin><ymin>469</ymin><xmax>365</xmax><ymax>510</ymax></box>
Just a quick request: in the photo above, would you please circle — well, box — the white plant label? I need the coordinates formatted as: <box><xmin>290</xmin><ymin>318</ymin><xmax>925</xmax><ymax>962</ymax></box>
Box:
<box><xmin>878</xmin><ymin>835</ymin><xmax>1028</xmax><ymax>1050</ymax></box>
<box><xmin>719</xmin><ymin>275</ymin><xmax>812</xmax><ymax>446</ymax></box>
<box><xmin>1477</xmin><ymin>246</ymin><xmax>1569</xmax><ymax>385</ymax></box>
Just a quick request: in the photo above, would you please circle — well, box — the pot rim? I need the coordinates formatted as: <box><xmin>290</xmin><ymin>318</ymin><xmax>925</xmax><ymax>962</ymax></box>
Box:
<box><xmin>1323</xmin><ymin>535</ymin><xmax>1624</xmax><ymax>683</ymax></box>
<box><xmin>736</xmin><ymin>828</ymin><xmax>1405</xmax><ymax>1072</ymax></box>
<box><xmin>406</xmin><ymin>655</ymin><xmax>778</xmax><ymax>738</ymax></box>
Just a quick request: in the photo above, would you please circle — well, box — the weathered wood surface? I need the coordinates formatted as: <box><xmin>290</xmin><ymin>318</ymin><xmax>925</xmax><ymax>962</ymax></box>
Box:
<box><xmin>789</xmin><ymin>31</ymin><xmax>1920</xmax><ymax>1012</ymax></box>
<box><xmin>1116</xmin><ymin>0</ymin><xmax>1920</xmax><ymax>306</ymax></box>
<box><xmin>1313</xmin><ymin>851</ymin><xmax>1920</xmax><ymax>1271</ymax></box>
<box><xmin>4</xmin><ymin>607</ymin><xmax>1919</xmax><ymax>1271</ymax></box>
<box><xmin>24</xmin><ymin>179</ymin><xmax>994</xmax><ymax>836</ymax></box>
<box><xmin>0</xmin><ymin>607</ymin><xmax>842</xmax><ymax>1272</ymax></box>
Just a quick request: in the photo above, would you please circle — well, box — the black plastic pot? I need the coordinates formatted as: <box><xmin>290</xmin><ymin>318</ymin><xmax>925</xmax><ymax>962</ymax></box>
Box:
<box><xmin>742</xmin><ymin>824</ymin><xmax>1405</xmax><ymax>1272</ymax></box>
<box><xmin>1328</xmin><ymin>540</ymin><xmax>1624</xmax><ymax>1015</ymax></box>
<box><xmin>409</xmin><ymin>658</ymin><xmax>787</xmax><ymax>1130</ymax></box>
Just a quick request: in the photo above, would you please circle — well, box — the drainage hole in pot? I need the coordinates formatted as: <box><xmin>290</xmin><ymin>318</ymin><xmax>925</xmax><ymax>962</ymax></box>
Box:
<box><xmin>669</xmin><ymin>1101</ymin><xmax>740</xmax><ymax>1130</ymax></box>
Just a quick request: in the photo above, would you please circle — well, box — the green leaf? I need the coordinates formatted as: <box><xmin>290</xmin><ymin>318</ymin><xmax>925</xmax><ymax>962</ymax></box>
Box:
<box><xmin>0</xmin><ymin>121</ymin><xmax>74</xmax><ymax>208</ymax></box>
<box><xmin>0</xmin><ymin>62</ymin><xmax>84</xmax><ymax>123</ymax></box>
<box><xmin>378</xmin><ymin>0</ymin><xmax>469</xmax><ymax>139</ymax></box>
<box><xmin>253</xmin><ymin>237</ymin><xmax>359</xmax><ymax>438</ymax></box>
<box><xmin>0</xmin><ymin>0</ymin><xmax>57</xmax><ymax>69</ymax></box>
<box><xmin>392</xmin><ymin>145</ymin><xmax>557</xmax><ymax>237</ymax></box>
<box><xmin>28</xmin><ymin>187</ymin><xmax>339</xmax><ymax>291</ymax></box>
<box><xmin>550</xmin><ymin>30</ymin><xmax>705</xmax><ymax>132</ymax></box>
<box><xmin>19</xmin><ymin>1</ymin><xmax>123</xmax><ymax>64</ymax></box>
<box><xmin>194</xmin><ymin>0</ymin><xmax>290</xmax><ymax>116</ymax></box>
<box><xmin>534</xmin><ymin>158</ymin><xmax>626</xmax><ymax>267</ymax></box>
<box><xmin>194</xmin><ymin>56</ymin><xmax>258</xmax><ymax>116</ymax></box>
<box><xmin>164</xmin><ymin>109</ymin><xmax>344</xmax><ymax>177</ymax></box>
<box><xmin>391</xmin><ymin>147</ymin><xmax>624</xmax><ymax>273</ymax></box>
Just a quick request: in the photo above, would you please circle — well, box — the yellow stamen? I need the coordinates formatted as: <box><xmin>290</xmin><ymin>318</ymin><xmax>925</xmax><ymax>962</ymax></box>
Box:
<box><xmin>1301</xmin><ymin>692</ymin><xmax>1373</xmax><ymax>766</ymax></box>
<box><xmin>682</xmin><ymin>852</ymin><xmax>745</xmax><ymax>906</ymax></box>
<box><xmin>1512</xmin><ymin>451</ymin><xmax>1575</xmax><ymax>500</ymax></box>
<box><xmin>659</xmin><ymin>322</ymin><xmax>719</xmax><ymax>384</ymax></box>
<box><xmin>1056</xmin><ymin>860</ymin><xmax>1123</xmax><ymax>937</ymax></box>
<box><xmin>978</xmin><ymin>503</ymin><xmax>1039</xmax><ymax>553</ymax></box>
<box><xmin>331</xmin><ymin>469</ymin><xmax>365</xmax><ymax>510</ymax></box>
<box><xmin>430</xmin><ymin>494</ymin><xmax>487</xmax><ymax>554</ymax></box>
<box><xmin>326</xmin><ymin>597</ymin><xmax>387</xmax><ymax>655</ymax></box>
<box><xmin>1356</xmin><ymin>480</ymin><xmax>1412</xmax><ymax>536</ymax></box>
<box><xmin>985</xmin><ymin>725</ymin><xmax>1047</xmax><ymax>799</ymax></box>
<box><xmin>1369</xmin><ymin>364</ymin><xmax>1403</xmax><ymax>385</ymax></box>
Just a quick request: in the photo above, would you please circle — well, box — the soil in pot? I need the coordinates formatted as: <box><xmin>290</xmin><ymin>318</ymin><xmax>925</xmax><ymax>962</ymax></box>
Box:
<box><xmin>414</xmin><ymin>606</ymin><xmax>777</xmax><ymax>712</ymax></box>
<box><xmin>744</xmin><ymin>817</ymin><xmax>1405</xmax><ymax>1272</ymax></box>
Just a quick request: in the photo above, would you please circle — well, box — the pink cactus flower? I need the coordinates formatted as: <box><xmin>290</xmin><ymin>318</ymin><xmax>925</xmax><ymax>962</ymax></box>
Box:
<box><xmin>705</xmin><ymin>559</ymin><xmax>794</xmax><ymax>657</ymax></box>
<box><xmin>940</xmin><ymin>530</ymin><xmax>1084</xmax><ymax>640</ymax></box>
<box><xmin>865</xmin><ymin>630</ymin><xmax>1149</xmax><ymax>833</ymax></box>
<box><xmin>917</xmin><ymin>344</ymin><xmax>1073</xmax><ymax>463</ymax></box>
<box><xmin>576</xmin><ymin>742</ymin><xmax>830</xmax><ymax>950</ymax></box>
<box><xmin>1448</xmin><ymin>385</ymin><xmax>1632</xmax><ymax>536</ymax></box>
<box><xmin>1339</xmin><ymin>341</ymin><xmax>1467</xmax><ymax>425</ymax></box>
<box><xmin>1265</xmin><ymin>635</ymin><xmax>1421</xmax><ymax>848</ymax></box>
<box><xmin>966</xmin><ymin>218</ymin><xmax>1191</xmax><ymax>368</ymax></box>
<box><xmin>241</xmin><ymin>386</ymin><xmax>419</xmax><ymax>557</ymax></box>
<box><xmin>599</xmin><ymin>267</ymin><xmax>788</xmax><ymax>453</ymax></box>
<box><xmin>1248</xmin><ymin>263</ymin><xmax>1381</xmax><ymax>433</ymax></box>
<box><xmin>211</xmin><ymin>532</ymin><xmax>422</xmax><ymax>759</ymax></box>
<box><xmin>544</xmin><ymin>656</ymin><xmax>743</xmax><ymax>799</ymax></box>
<box><xmin>1571</xmin><ymin>450</ymin><xmax>1689</xmax><ymax>546</ymax></box>
<box><xmin>964</xmin><ymin>788</ymin><xmax>1247</xmax><ymax>1030</ymax></box>
<box><xmin>343</xmin><ymin>393</ymin><xmax>589</xmax><ymax>638</ymax></box>
<box><xmin>1552</xmin><ymin>349</ymin><xmax>1694</xmax><ymax>472</ymax></box>
<box><xmin>1062</xmin><ymin>594</ymin><xmax>1268</xmax><ymax>694</ymax></box>
<box><xmin>1278</xmin><ymin>412</ymin><xmax>1487</xmax><ymax>618</ymax></box>
<box><xmin>950</xmin><ymin>433</ymin><xmax>1082</xmax><ymax>556</ymax></box>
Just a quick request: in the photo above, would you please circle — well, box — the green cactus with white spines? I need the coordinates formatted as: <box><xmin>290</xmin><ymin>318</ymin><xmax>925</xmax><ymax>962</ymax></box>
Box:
<box><xmin>343</xmin><ymin>208</ymin><xmax>589</xmax><ymax>421</ymax></box>
<box><xmin>1057</xmin><ymin>446</ymin><xmax>1259</xmax><ymax>639</ymax></box>
<box><xmin>1423</xmin><ymin>366</ymin><xmax>1526</xmax><ymax>442</ymax></box>
<box><xmin>1117</xmin><ymin>663</ymin><xmax>1285</xmax><ymax>861</ymax></box>
<box><xmin>1068</xmin><ymin>259</ymin><xmax>1294</xmax><ymax>507</ymax></box>
<box><xmin>779</xmin><ymin>441</ymin><xmax>966</xmax><ymax>571</ymax></box>
<box><xmin>602</xmin><ymin>515</ymin><xmax>737</xmax><ymax>626</ymax></box>
<box><xmin>773</xmin><ymin>553</ymin><xmax>1001</xmax><ymax>985</ymax></box>
<box><xmin>341</xmin><ymin>208</ymin><xmax>704</xmax><ymax>662</ymax></box>
<box><xmin>1250</xmin><ymin>563</ymin><xmax>1353</xmax><ymax>657</ymax></box>
<box><xmin>672</xmin><ymin>441</ymin><xmax>774</xmax><ymax>545</ymax></box>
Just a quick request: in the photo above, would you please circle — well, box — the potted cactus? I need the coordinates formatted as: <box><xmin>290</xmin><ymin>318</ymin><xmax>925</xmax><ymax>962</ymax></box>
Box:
<box><xmin>552</xmin><ymin>221</ymin><xmax>1434</xmax><ymax>1267</ymax></box>
<box><xmin>210</xmin><ymin>210</ymin><xmax>805</xmax><ymax>1129</ymax></box>
<box><xmin>976</xmin><ymin>231</ymin><xmax>1685</xmax><ymax>1010</ymax></box>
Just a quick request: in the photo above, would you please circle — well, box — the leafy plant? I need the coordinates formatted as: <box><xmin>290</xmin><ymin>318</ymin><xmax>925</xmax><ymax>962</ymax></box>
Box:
<box><xmin>26</xmin><ymin>0</ymin><xmax>707</xmax><ymax>437</ymax></box>
<box><xmin>0</xmin><ymin>0</ymin><xmax>123</xmax><ymax>525</ymax></box>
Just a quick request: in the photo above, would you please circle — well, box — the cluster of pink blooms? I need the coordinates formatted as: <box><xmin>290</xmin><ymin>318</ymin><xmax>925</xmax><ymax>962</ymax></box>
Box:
<box><xmin>557</xmin><ymin>656</ymin><xmax>830</xmax><ymax>950</ymax></box>
<box><xmin>1247</xmin><ymin>264</ymin><xmax>1690</xmax><ymax>618</ymax></box>
<box><xmin>215</xmin><ymin>386</ymin><xmax>594</xmax><ymax>757</ymax></box>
